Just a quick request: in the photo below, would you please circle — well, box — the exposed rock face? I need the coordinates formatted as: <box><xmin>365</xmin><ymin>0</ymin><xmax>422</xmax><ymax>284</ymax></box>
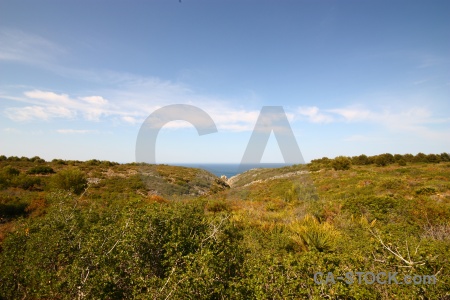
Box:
<box><xmin>215</xmin><ymin>178</ymin><xmax>230</xmax><ymax>189</ymax></box>
<box><xmin>220</xmin><ymin>175</ymin><xmax>227</xmax><ymax>181</ymax></box>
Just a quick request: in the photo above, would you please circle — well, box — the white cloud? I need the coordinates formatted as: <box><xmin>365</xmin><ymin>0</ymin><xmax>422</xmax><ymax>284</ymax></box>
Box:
<box><xmin>80</xmin><ymin>96</ymin><xmax>108</xmax><ymax>105</ymax></box>
<box><xmin>5</xmin><ymin>90</ymin><xmax>114</xmax><ymax>122</ymax></box>
<box><xmin>3</xmin><ymin>86</ymin><xmax>270</xmax><ymax>132</ymax></box>
<box><xmin>121</xmin><ymin>116</ymin><xmax>140</xmax><ymax>124</ymax></box>
<box><xmin>296</xmin><ymin>103</ymin><xmax>450</xmax><ymax>141</ymax></box>
<box><xmin>328</xmin><ymin>107</ymin><xmax>371</xmax><ymax>122</ymax></box>
<box><xmin>56</xmin><ymin>129</ymin><xmax>98</xmax><ymax>134</ymax></box>
<box><xmin>24</xmin><ymin>90</ymin><xmax>71</xmax><ymax>104</ymax></box>
<box><xmin>5</xmin><ymin>105</ymin><xmax>75</xmax><ymax>121</ymax></box>
<box><xmin>297</xmin><ymin>106</ymin><xmax>334</xmax><ymax>123</ymax></box>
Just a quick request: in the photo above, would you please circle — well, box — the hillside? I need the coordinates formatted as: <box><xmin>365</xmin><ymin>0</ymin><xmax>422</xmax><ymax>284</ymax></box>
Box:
<box><xmin>0</xmin><ymin>154</ymin><xmax>449</xmax><ymax>299</ymax></box>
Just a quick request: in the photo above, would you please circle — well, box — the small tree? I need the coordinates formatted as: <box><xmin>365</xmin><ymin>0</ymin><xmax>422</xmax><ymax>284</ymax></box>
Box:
<box><xmin>414</xmin><ymin>152</ymin><xmax>427</xmax><ymax>163</ymax></box>
<box><xmin>440</xmin><ymin>152</ymin><xmax>450</xmax><ymax>162</ymax></box>
<box><xmin>374</xmin><ymin>155</ymin><xmax>388</xmax><ymax>167</ymax></box>
<box><xmin>355</xmin><ymin>154</ymin><xmax>370</xmax><ymax>165</ymax></box>
<box><xmin>51</xmin><ymin>168</ymin><xmax>87</xmax><ymax>195</ymax></box>
<box><xmin>403</xmin><ymin>153</ymin><xmax>415</xmax><ymax>162</ymax></box>
<box><xmin>426</xmin><ymin>154</ymin><xmax>441</xmax><ymax>163</ymax></box>
<box><xmin>331</xmin><ymin>156</ymin><xmax>352</xmax><ymax>170</ymax></box>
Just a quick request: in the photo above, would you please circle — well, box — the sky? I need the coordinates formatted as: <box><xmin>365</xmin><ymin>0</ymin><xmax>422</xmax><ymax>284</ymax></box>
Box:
<box><xmin>0</xmin><ymin>0</ymin><xmax>449</xmax><ymax>164</ymax></box>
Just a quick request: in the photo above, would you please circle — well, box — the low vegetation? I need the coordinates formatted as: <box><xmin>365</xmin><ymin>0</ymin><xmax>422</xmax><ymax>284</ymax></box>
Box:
<box><xmin>0</xmin><ymin>153</ymin><xmax>449</xmax><ymax>299</ymax></box>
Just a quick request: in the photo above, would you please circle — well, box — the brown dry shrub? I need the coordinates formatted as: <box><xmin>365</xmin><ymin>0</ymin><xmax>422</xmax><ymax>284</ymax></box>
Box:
<box><xmin>146</xmin><ymin>194</ymin><xmax>168</xmax><ymax>204</ymax></box>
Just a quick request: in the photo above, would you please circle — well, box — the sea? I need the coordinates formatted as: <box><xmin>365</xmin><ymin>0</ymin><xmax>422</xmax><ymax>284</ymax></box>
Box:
<box><xmin>171</xmin><ymin>163</ymin><xmax>293</xmax><ymax>178</ymax></box>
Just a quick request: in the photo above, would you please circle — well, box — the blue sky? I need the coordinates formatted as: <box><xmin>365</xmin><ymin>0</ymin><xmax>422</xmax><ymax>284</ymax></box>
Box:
<box><xmin>1</xmin><ymin>0</ymin><xmax>449</xmax><ymax>163</ymax></box>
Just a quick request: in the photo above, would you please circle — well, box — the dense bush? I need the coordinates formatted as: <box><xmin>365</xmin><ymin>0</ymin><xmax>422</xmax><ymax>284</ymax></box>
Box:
<box><xmin>27</xmin><ymin>165</ymin><xmax>55</xmax><ymax>175</ymax></box>
<box><xmin>310</xmin><ymin>153</ymin><xmax>449</xmax><ymax>170</ymax></box>
<box><xmin>397</xmin><ymin>159</ymin><xmax>407</xmax><ymax>166</ymax></box>
<box><xmin>12</xmin><ymin>174</ymin><xmax>42</xmax><ymax>190</ymax></box>
<box><xmin>440</xmin><ymin>152</ymin><xmax>450</xmax><ymax>162</ymax></box>
<box><xmin>6</xmin><ymin>156</ymin><xmax>20</xmax><ymax>162</ymax></box>
<box><xmin>374</xmin><ymin>153</ymin><xmax>395</xmax><ymax>166</ymax></box>
<box><xmin>351</xmin><ymin>154</ymin><xmax>370</xmax><ymax>165</ymax></box>
<box><xmin>1</xmin><ymin>166</ymin><xmax>20</xmax><ymax>177</ymax></box>
<box><xmin>414</xmin><ymin>152</ymin><xmax>427</xmax><ymax>163</ymax></box>
<box><xmin>52</xmin><ymin>158</ymin><xmax>68</xmax><ymax>165</ymax></box>
<box><xmin>30</xmin><ymin>156</ymin><xmax>46</xmax><ymax>163</ymax></box>
<box><xmin>0</xmin><ymin>166</ymin><xmax>20</xmax><ymax>189</ymax></box>
<box><xmin>426</xmin><ymin>154</ymin><xmax>441</xmax><ymax>163</ymax></box>
<box><xmin>51</xmin><ymin>168</ymin><xmax>87</xmax><ymax>195</ymax></box>
<box><xmin>331</xmin><ymin>156</ymin><xmax>352</xmax><ymax>170</ymax></box>
<box><xmin>0</xmin><ymin>196</ymin><xmax>28</xmax><ymax>218</ymax></box>
<box><xmin>0</xmin><ymin>193</ymin><xmax>245</xmax><ymax>299</ymax></box>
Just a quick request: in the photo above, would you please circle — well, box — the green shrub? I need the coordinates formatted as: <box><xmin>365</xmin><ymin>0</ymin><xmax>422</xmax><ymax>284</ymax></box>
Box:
<box><xmin>2</xmin><ymin>166</ymin><xmax>20</xmax><ymax>177</ymax></box>
<box><xmin>51</xmin><ymin>168</ymin><xmax>87</xmax><ymax>195</ymax></box>
<box><xmin>0</xmin><ymin>194</ymin><xmax>245</xmax><ymax>299</ymax></box>
<box><xmin>12</xmin><ymin>174</ymin><xmax>42</xmax><ymax>190</ymax></box>
<box><xmin>374</xmin><ymin>153</ymin><xmax>395</xmax><ymax>166</ymax></box>
<box><xmin>426</xmin><ymin>154</ymin><xmax>441</xmax><ymax>163</ymax></box>
<box><xmin>0</xmin><ymin>196</ymin><xmax>28</xmax><ymax>217</ymax></box>
<box><xmin>331</xmin><ymin>156</ymin><xmax>352</xmax><ymax>170</ymax></box>
<box><xmin>415</xmin><ymin>187</ymin><xmax>436</xmax><ymax>195</ymax></box>
<box><xmin>27</xmin><ymin>166</ymin><xmax>55</xmax><ymax>175</ymax></box>
<box><xmin>414</xmin><ymin>152</ymin><xmax>427</xmax><ymax>163</ymax></box>
<box><xmin>440</xmin><ymin>152</ymin><xmax>450</xmax><ymax>162</ymax></box>
<box><xmin>352</xmin><ymin>154</ymin><xmax>370</xmax><ymax>165</ymax></box>
<box><xmin>0</xmin><ymin>166</ymin><xmax>20</xmax><ymax>189</ymax></box>
<box><xmin>30</xmin><ymin>156</ymin><xmax>45</xmax><ymax>163</ymax></box>
<box><xmin>52</xmin><ymin>159</ymin><xmax>67</xmax><ymax>165</ymax></box>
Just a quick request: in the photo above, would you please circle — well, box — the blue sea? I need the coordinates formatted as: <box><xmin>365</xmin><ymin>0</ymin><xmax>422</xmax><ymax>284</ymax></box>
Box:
<box><xmin>172</xmin><ymin>163</ymin><xmax>292</xmax><ymax>178</ymax></box>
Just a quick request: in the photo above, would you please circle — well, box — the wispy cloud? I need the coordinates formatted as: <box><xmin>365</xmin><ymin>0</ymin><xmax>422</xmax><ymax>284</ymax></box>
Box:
<box><xmin>56</xmin><ymin>129</ymin><xmax>98</xmax><ymax>134</ymax></box>
<box><xmin>0</xmin><ymin>29</ymin><xmax>65</xmax><ymax>65</ymax></box>
<box><xmin>4</xmin><ymin>90</ymin><xmax>131</xmax><ymax>122</ymax></box>
<box><xmin>328</xmin><ymin>107</ymin><xmax>374</xmax><ymax>122</ymax></box>
<box><xmin>299</xmin><ymin>105</ymin><xmax>450</xmax><ymax>140</ymax></box>
<box><xmin>297</xmin><ymin>106</ymin><xmax>334</xmax><ymax>123</ymax></box>
<box><xmin>328</xmin><ymin>106</ymin><xmax>440</xmax><ymax>131</ymax></box>
<box><xmin>5</xmin><ymin>105</ymin><xmax>75</xmax><ymax>121</ymax></box>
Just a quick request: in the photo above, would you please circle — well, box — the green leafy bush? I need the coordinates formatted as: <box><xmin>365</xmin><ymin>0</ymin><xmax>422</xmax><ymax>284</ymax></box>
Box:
<box><xmin>0</xmin><ymin>193</ymin><xmax>245</xmax><ymax>299</ymax></box>
<box><xmin>27</xmin><ymin>166</ymin><xmax>55</xmax><ymax>175</ymax></box>
<box><xmin>2</xmin><ymin>166</ymin><xmax>20</xmax><ymax>177</ymax></box>
<box><xmin>415</xmin><ymin>186</ymin><xmax>436</xmax><ymax>195</ymax></box>
<box><xmin>51</xmin><ymin>168</ymin><xmax>87</xmax><ymax>195</ymax></box>
<box><xmin>331</xmin><ymin>156</ymin><xmax>352</xmax><ymax>170</ymax></box>
<box><xmin>12</xmin><ymin>174</ymin><xmax>42</xmax><ymax>190</ymax></box>
<box><xmin>398</xmin><ymin>159</ymin><xmax>407</xmax><ymax>166</ymax></box>
<box><xmin>0</xmin><ymin>166</ymin><xmax>20</xmax><ymax>189</ymax></box>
